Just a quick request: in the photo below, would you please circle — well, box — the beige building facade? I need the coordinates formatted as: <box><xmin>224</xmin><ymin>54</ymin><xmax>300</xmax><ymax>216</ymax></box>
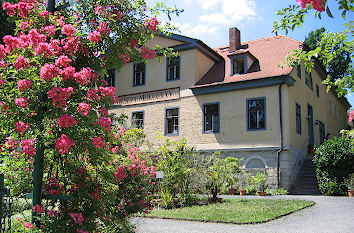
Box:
<box><xmin>109</xmin><ymin>28</ymin><xmax>350</xmax><ymax>189</ymax></box>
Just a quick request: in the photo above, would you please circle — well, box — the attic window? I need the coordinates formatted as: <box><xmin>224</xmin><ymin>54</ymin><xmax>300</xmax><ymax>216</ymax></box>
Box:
<box><xmin>232</xmin><ymin>58</ymin><xmax>245</xmax><ymax>75</ymax></box>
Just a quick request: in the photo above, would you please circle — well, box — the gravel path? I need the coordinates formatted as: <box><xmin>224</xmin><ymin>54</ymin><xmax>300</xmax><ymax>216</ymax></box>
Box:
<box><xmin>131</xmin><ymin>195</ymin><xmax>354</xmax><ymax>233</ymax></box>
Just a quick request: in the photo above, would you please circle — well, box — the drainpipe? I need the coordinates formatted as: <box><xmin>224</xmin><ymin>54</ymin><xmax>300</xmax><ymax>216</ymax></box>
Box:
<box><xmin>276</xmin><ymin>83</ymin><xmax>284</xmax><ymax>189</ymax></box>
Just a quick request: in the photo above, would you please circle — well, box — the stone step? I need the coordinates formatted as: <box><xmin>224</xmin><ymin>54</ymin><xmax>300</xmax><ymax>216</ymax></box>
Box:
<box><xmin>290</xmin><ymin>157</ymin><xmax>321</xmax><ymax>195</ymax></box>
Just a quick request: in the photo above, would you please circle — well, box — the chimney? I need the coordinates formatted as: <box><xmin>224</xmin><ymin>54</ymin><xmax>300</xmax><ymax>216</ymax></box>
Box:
<box><xmin>229</xmin><ymin>27</ymin><xmax>241</xmax><ymax>52</ymax></box>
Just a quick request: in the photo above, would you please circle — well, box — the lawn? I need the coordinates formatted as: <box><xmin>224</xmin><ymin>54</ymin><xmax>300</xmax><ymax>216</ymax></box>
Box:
<box><xmin>143</xmin><ymin>199</ymin><xmax>315</xmax><ymax>224</ymax></box>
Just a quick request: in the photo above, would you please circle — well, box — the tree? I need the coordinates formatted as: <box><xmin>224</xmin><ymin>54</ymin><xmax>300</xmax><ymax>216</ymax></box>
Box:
<box><xmin>305</xmin><ymin>27</ymin><xmax>351</xmax><ymax>81</ymax></box>
<box><xmin>0</xmin><ymin>0</ymin><xmax>180</xmax><ymax>231</ymax></box>
<box><xmin>273</xmin><ymin>0</ymin><xmax>353</xmax><ymax>97</ymax></box>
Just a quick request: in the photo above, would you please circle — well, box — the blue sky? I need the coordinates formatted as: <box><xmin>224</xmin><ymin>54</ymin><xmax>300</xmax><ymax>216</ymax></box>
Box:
<box><xmin>146</xmin><ymin>0</ymin><xmax>353</xmax><ymax>107</ymax></box>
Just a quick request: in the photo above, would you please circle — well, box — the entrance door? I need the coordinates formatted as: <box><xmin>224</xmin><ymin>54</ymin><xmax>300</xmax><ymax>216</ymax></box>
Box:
<box><xmin>307</xmin><ymin>104</ymin><xmax>314</xmax><ymax>146</ymax></box>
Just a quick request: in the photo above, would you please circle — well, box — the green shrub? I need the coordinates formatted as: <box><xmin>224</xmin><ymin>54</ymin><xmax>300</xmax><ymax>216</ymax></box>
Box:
<box><xmin>246</xmin><ymin>186</ymin><xmax>256</xmax><ymax>195</ymax></box>
<box><xmin>249</xmin><ymin>172</ymin><xmax>268</xmax><ymax>192</ymax></box>
<box><xmin>154</xmin><ymin>136</ymin><xmax>196</xmax><ymax>206</ymax></box>
<box><xmin>313</xmin><ymin>136</ymin><xmax>354</xmax><ymax>196</ymax></box>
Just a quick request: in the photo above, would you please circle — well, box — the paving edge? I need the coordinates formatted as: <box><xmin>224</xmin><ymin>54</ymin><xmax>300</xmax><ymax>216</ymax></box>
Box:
<box><xmin>135</xmin><ymin>202</ymin><xmax>316</xmax><ymax>225</ymax></box>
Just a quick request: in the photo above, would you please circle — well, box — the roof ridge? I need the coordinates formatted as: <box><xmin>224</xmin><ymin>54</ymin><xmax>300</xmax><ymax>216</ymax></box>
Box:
<box><xmin>213</xmin><ymin>34</ymin><xmax>303</xmax><ymax>50</ymax></box>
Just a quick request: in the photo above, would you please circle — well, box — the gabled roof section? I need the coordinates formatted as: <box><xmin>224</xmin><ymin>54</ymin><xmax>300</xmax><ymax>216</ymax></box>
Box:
<box><xmin>195</xmin><ymin>35</ymin><xmax>302</xmax><ymax>87</ymax></box>
<box><xmin>158</xmin><ymin>32</ymin><xmax>223</xmax><ymax>62</ymax></box>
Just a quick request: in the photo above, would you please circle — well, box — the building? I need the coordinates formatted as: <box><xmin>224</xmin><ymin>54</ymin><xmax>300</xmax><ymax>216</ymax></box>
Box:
<box><xmin>109</xmin><ymin>28</ymin><xmax>350</xmax><ymax>189</ymax></box>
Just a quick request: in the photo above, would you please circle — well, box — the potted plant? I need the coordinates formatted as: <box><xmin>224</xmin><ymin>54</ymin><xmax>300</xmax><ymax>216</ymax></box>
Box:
<box><xmin>224</xmin><ymin>157</ymin><xmax>241</xmax><ymax>195</ymax></box>
<box><xmin>204</xmin><ymin>154</ymin><xmax>241</xmax><ymax>201</ymax></box>
<box><xmin>345</xmin><ymin>174</ymin><xmax>354</xmax><ymax>197</ymax></box>
<box><xmin>250</xmin><ymin>172</ymin><xmax>268</xmax><ymax>196</ymax></box>
<box><xmin>236</xmin><ymin>172</ymin><xmax>248</xmax><ymax>196</ymax></box>
<box><xmin>239</xmin><ymin>188</ymin><xmax>247</xmax><ymax>196</ymax></box>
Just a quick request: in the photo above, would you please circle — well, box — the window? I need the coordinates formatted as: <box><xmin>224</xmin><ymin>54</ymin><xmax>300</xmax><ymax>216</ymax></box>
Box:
<box><xmin>316</xmin><ymin>84</ymin><xmax>319</xmax><ymax>97</ymax></box>
<box><xmin>247</xmin><ymin>98</ymin><xmax>266</xmax><ymax>130</ymax></box>
<box><xmin>105</xmin><ymin>69</ymin><xmax>115</xmax><ymax>87</ymax></box>
<box><xmin>167</xmin><ymin>56</ymin><xmax>180</xmax><ymax>81</ymax></box>
<box><xmin>297</xmin><ymin>65</ymin><xmax>301</xmax><ymax>79</ymax></box>
<box><xmin>133</xmin><ymin>63</ymin><xmax>145</xmax><ymax>86</ymax></box>
<box><xmin>203</xmin><ymin>103</ymin><xmax>219</xmax><ymax>133</ymax></box>
<box><xmin>165</xmin><ymin>108</ymin><xmax>179</xmax><ymax>135</ymax></box>
<box><xmin>232</xmin><ymin>58</ymin><xmax>245</xmax><ymax>75</ymax></box>
<box><xmin>296</xmin><ymin>103</ymin><xmax>301</xmax><ymax>134</ymax></box>
<box><xmin>305</xmin><ymin>70</ymin><xmax>313</xmax><ymax>90</ymax></box>
<box><xmin>132</xmin><ymin>111</ymin><xmax>144</xmax><ymax>129</ymax></box>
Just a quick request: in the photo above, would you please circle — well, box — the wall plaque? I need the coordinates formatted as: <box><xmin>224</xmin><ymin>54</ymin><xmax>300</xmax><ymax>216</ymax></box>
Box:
<box><xmin>117</xmin><ymin>87</ymin><xmax>180</xmax><ymax>106</ymax></box>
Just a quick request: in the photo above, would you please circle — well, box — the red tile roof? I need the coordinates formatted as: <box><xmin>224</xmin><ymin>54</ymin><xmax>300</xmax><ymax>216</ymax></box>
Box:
<box><xmin>195</xmin><ymin>35</ymin><xmax>303</xmax><ymax>87</ymax></box>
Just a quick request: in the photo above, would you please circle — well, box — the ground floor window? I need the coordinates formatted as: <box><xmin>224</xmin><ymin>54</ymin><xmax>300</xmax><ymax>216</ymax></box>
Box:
<box><xmin>132</xmin><ymin>111</ymin><xmax>144</xmax><ymax>129</ymax></box>
<box><xmin>203</xmin><ymin>103</ymin><xmax>219</xmax><ymax>133</ymax></box>
<box><xmin>165</xmin><ymin>108</ymin><xmax>179</xmax><ymax>135</ymax></box>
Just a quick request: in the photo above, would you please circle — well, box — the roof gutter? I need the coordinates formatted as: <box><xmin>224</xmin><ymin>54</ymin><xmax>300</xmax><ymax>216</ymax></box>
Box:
<box><xmin>192</xmin><ymin>75</ymin><xmax>295</xmax><ymax>96</ymax></box>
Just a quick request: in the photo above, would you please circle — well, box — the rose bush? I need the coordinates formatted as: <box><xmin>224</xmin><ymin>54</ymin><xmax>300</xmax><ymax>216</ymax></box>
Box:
<box><xmin>0</xmin><ymin>0</ymin><xmax>178</xmax><ymax>231</ymax></box>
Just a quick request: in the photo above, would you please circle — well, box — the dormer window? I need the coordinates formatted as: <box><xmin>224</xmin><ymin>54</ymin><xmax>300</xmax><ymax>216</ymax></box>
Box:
<box><xmin>232</xmin><ymin>58</ymin><xmax>245</xmax><ymax>75</ymax></box>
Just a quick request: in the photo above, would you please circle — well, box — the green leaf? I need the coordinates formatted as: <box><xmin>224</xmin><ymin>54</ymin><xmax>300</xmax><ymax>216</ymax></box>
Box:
<box><xmin>326</xmin><ymin>6</ymin><xmax>334</xmax><ymax>18</ymax></box>
<box><xmin>342</xmin><ymin>10</ymin><xmax>347</xmax><ymax>19</ymax></box>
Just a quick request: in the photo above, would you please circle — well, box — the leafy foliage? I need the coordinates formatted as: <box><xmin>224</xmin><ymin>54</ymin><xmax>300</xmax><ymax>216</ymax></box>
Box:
<box><xmin>249</xmin><ymin>172</ymin><xmax>268</xmax><ymax>192</ymax></box>
<box><xmin>313</xmin><ymin>136</ymin><xmax>354</xmax><ymax>195</ymax></box>
<box><xmin>273</xmin><ymin>0</ymin><xmax>353</xmax><ymax>101</ymax></box>
<box><xmin>0</xmin><ymin>0</ymin><xmax>180</xmax><ymax>231</ymax></box>
<box><xmin>305</xmin><ymin>27</ymin><xmax>351</xmax><ymax>81</ymax></box>
<box><xmin>200</xmin><ymin>152</ymin><xmax>241</xmax><ymax>198</ymax></box>
<box><xmin>154</xmin><ymin>136</ymin><xmax>196</xmax><ymax>207</ymax></box>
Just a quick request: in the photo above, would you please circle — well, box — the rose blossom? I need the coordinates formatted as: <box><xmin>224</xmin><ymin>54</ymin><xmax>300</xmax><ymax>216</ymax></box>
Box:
<box><xmin>40</xmin><ymin>63</ymin><xmax>60</xmax><ymax>81</ymax></box>
<box><xmin>24</xmin><ymin>222</ymin><xmax>34</xmax><ymax>229</ymax></box>
<box><xmin>55</xmin><ymin>55</ymin><xmax>72</xmax><ymax>68</ymax></box>
<box><xmin>17</xmin><ymin>79</ymin><xmax>32</xmax><ymax>92</ymax></box>
<box><xmin>47</xmin><ymin>209</ymin><xmax>58</xmax><ymax>218</ymax></box>
<box><xmin>92</xmin><ymin>136</ymin><xmax>104</xmax><ymax>149</ymax></box>
<box><xmin>70</xmin><ymin>213</ymin><xmax>84</xmax><ymax>226</ymax></box>
<box><xmin>15</xmin><ymin>121</ymin><xmax>30</xmax><ymax>134</ymax></box>
<box><xmin>14</xmin><ymin>55</ymin><xmax>30</xmax><ymax>70</ymax></box>
<box><xmin>14</xmin><ymin>97</ymin><xmax>29</xmax><ymax>108</ymax></box>
<box><xmin>87</xmin><ymin>31</ymin><xmax>102</xmax><ymax>43</ymax></box>
<box><xmin>32</xmin><ymin>204</ymin><xmax>44</xmax><ymax>213</ymax></box>
<box><xmin>349</xmin><ymin>110</ymin><xmax>354</xmax><ymax>122</ymax></box>
<box><xmin>61</xmin><ymin>24</ymin><xmax>77</xmax><ymax>37</ymax></box>
<box><xmin>77</xmin><ymin>102</ymin><xmax>91</xmax><ymax>116</ymax></box>
<box><xmin>96</xmin><ymin>117</ymin><xmax>111</xmax><ymax>131</ymax></box>
<box><xmin>58</xmin><ymin>114</ymin><xmax>78</xmax><ymax>128</ymax></box>
<box><xmin>55</xmin><ymin>134</ymin><xmax>75</xmax><ymax>154</ymax></box>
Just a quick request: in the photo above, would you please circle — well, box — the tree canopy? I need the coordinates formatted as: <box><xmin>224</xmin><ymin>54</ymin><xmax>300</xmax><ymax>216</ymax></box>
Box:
<box><xmin>305</xmin><ymin>27</ymin><xmax>351</xmax><ymax>81</ymax></box>
<box><xmin>273</xmin><ymin>0</ymin><xmax>353</xmax><ymax>97</ymax></box>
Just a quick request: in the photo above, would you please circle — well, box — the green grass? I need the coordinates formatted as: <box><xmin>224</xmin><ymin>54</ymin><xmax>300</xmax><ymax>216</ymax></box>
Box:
<box><xmin>143</xmin><ymin>199</ymin><xmax>315</xmax><ymax>224</ymax></box>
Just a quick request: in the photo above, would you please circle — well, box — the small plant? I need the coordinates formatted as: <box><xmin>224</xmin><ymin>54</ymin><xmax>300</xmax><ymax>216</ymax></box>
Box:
<box><xmin>345</xmin><ymin>174</ymin><xmax>354</xmax><ymax>190</ymax></box>
<box><xmin>246</xmin><ymin>186</ymin><xmax>256</xmax><ymax>195</ymax></box>
<box><xmin>161</xmin><ymin>188</ymin><xmax>174</xmax><ymax>208</ymax></box>
<box><xmin>236</xmin><ymin>172</ymin><xmax>249</xmax><ymax>190</ymax></box>
<box><xmin>267</xmin><ymin>188</ymin><xmax>289</xmax><ymax>195</ymax></box>
<box><xmin>249</xmin><ymin>172</ymin><xmax>268</xmax><ymax>192</ymax></box>
<box><xmin>203</xmin><ymin>153</ymin><xmax>241</xmax><ymax>199</ymax></box>
<box><xmin>155</xmin><ymin>136</ymin><xmax>196</xmax><ymax>206</ymax></box>
<box><xmin>224</xmin><ymin>157</ymin><xmax>241</xmax><ymax>189</ymax></box>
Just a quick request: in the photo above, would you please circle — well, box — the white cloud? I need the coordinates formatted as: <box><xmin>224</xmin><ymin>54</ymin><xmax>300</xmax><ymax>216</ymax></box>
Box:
<box><xmin>199</xmin><ymin>0</ymin><xmax>256</xmax><ymax>26</ymax></box>
<box><xmin>198</xmin><ymin>0</ymin><xmax>222</xmax><ymax>10</ymax></box>
<box><xmin>168</xmin><ymin>22</ymin><xmax>218</xmax><ymax>38</ymax></box>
